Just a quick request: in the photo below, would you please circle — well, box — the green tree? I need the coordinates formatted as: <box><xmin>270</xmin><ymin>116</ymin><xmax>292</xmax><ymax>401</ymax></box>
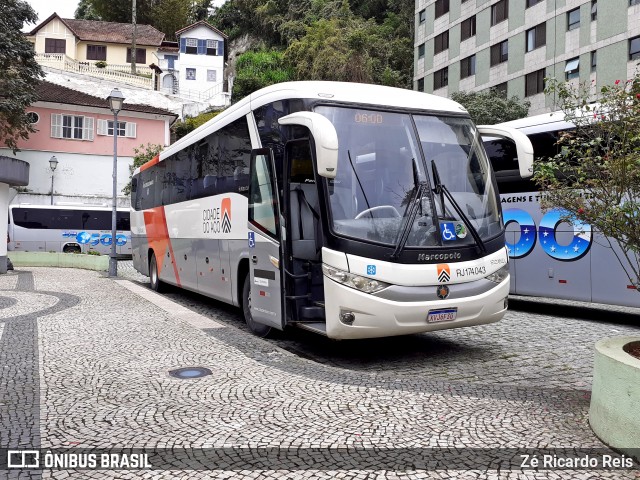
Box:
<box><xmin>0</xmin><ymin>0</ymin><xmax>44</xmax><ymax>153</ymax></box>
<box><xmin>450</xmin><ymin>90</ymin><xmax>530</xmax><ymax>125</ymax></box>
<box><xmin>208</xmin><ymin>0</ymin><xmax>414</xmax><ymax>86</ymax></box>
<box><xmin>88</xmin><ymin>0</ymin><xmax>156</xmax><ymax>25</ymax></box>
<box><xmin>210</xmin><ymin>0</ymin><xmax>260</xmax><ymax>40</ymax></box>
<box><xmin>233</xmin><ymin>50</ymin><xmax>293</xmax><ymax>101</ymax></box>
<box><xmin>284</xmin><ymin>9</ymin><xmax>410</xmax><ymax>88</ymax></box>
<box><xmin>75</xmin><ymin>0</ymin><xmax>102</xmax><ymax>20</ymax></box>
<box><xmin>152</xmin><ymin>0</ymin><xmax>190</xmax><ymax>41</ymax></box>
<box><xmin>534</xmin><ymin>76</ymin><xmax>640</xmax><ymax>288</ymax></box>
<box><xmin>173</xmin><ymin>110</ymin><xmax>221</xmax><ymax>140</ymax></box>
<box><xmin>122</xmin><ymin>143</ymin><xmax>163</xmax><ymax>195</ymax></box>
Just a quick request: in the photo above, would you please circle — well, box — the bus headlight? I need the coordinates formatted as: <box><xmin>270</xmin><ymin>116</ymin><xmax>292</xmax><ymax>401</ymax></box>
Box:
<box><xmin>485</xmin><ymin>264</ymin><xmax>510</xmax><ymax>284</ymax></box>
<box><xmin>322</xmin><ymin>265</ymin><xmax>390</xmax><ymax>294</ymax></box>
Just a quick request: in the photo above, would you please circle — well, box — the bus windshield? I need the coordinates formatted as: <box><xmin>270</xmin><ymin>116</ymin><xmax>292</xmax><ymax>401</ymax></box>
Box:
<box><xmin>316</xmin><ymin>106</ymin><xmax>502</xmax><ymax>248</ymax></box>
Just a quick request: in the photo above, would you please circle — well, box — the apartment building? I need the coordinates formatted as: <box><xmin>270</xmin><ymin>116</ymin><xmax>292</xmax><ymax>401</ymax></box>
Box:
<box><xmin>414</xmin><ymin>0</ymin><xmax>640</xmax><ymax>114</ymax></box>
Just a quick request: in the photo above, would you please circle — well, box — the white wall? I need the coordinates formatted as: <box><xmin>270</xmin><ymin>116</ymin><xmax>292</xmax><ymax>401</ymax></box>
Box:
<box><xmin>0</xmin><ymin>149</ymin><xmax>133</xmax><ymax>207</ymax></box>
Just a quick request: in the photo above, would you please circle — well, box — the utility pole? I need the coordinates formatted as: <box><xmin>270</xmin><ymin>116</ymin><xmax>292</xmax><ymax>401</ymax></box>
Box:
<box><xmin>130</xmin><ymin>0</ymin><xmax>137</xmax><ymax>75</ymax></box>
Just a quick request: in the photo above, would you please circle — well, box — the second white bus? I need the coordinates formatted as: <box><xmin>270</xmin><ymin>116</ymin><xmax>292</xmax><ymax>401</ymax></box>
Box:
<box><xmin>8</xmin><ymin>204</ymin><xmax>132</xmax><ymax>257</ymax></box>
<box><xmin>484</xmin><ymin>111</ymin><xmax>640</xmax><ymax>308</ymax></box>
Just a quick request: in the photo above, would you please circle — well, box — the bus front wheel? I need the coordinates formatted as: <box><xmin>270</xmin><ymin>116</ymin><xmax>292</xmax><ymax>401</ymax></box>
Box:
<box><xmin>149</xmin><ymin>253</ymin><xmax>165</xmax><ymax>293</ymax></box>
<box><xmin>242</xmin><ymin>274</ymin><xmax>271</xmax><ymax>338</ymax></box>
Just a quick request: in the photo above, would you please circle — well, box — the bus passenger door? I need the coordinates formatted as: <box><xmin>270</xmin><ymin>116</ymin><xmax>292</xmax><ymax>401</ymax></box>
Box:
<box><xmin>247</xmin><ymin>148</ymin><xmax>285</xmax><ymax>330</ymax></box>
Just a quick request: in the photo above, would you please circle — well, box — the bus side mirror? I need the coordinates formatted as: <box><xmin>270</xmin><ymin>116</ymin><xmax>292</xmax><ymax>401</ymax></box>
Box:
<box><xmin>278</xmin><ymin>112</ymin><xmax>338</xmax><ymax>179</ymax></box>
<box><xmin>477</xmin><ymin>125</ymin><xmax>534</xmax><ymax>179</ymax></box>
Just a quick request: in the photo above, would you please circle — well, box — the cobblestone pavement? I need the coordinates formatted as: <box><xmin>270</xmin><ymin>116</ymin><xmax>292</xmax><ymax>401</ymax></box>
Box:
<box><xmin>1</xmin><ymin>264</ymin><xmax>639</xmax><ymax>479</ymax></box>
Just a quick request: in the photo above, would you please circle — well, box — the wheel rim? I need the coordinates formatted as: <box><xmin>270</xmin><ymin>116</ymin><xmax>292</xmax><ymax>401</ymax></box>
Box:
<box><xmin>244</xmin><ymin>277</ymin><xmax>270</xmax><ymax>337</ymax></box>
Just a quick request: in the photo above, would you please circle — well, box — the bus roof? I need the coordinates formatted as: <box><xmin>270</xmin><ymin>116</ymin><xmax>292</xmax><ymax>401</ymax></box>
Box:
<box><xmin>10</xmin><ymin>204</ymin><xmax>128</xmax><ymax>211</ymax></box>
<box><xmin>493</xmin><ymin>109</ymin><xmax>577</xmax><ymax>134</ymax></box>
<box><xmin>155</xmin><ymin>81</ymin><xmax>469</xmax><ymax>164</ymax></box>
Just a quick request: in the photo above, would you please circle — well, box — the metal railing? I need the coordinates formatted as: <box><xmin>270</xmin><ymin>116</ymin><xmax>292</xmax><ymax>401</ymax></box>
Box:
<box><xmin>35</xmin><ymin>54</ymin><xmax>154</xmax><ymax>89</ymax></box>
<box><xmin>178</xmin><ymin>81</ymin><xmax>226</xmax><ymax>102</ymax></box>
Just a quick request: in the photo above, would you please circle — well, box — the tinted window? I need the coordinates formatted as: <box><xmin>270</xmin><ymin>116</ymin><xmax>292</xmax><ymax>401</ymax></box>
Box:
<box><xmin>171</xmin><ymin>149</ymin><xmax>193</xmax><ymax>204</ymax></box>
<box><xmin>218</xmin><ymin>118</ymin><xmax>252</xmax><ymax>195</ymax></box>
<box><xmin>12</xmin><ymin>208</ymin><xmax>129</xmax><ymax>230</ymax></box>
<box><xmin>484</xmin><ymin>138</ymin><xmax>518</xmax><ymax>173</ymax></box>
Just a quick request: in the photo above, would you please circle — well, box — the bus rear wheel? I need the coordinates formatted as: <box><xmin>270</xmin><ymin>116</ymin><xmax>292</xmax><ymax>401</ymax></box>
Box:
<box><xmin>149</xmin><ymin>252</ymin><xmax>165</xmax><ymax>293</ymax></box>
<box><xmin>63</xmin><ymin>244</ymin><xmax>81</xmax><ymax>254</ymax></box>
<box><xmin>242</xmin><ymin>274</ymin><xmax>271</xmax><ymax>338</ymax></box>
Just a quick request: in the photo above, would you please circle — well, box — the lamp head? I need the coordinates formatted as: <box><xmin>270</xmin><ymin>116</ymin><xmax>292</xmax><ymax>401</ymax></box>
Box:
<box><xmin>49</xmin><ymin>156</ymin><xmax>58</xmax><ymax>172</ymax></box>
<box><xmin>107</xmin><ymin>88</ymin><xmax>125</xmax><ymax>114</ymax></box>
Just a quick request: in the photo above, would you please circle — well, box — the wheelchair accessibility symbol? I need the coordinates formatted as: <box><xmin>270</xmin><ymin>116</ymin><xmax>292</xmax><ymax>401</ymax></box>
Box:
<box><xmin>440</xmin><ymin>222</ymin><xmax>457</xmax><ymax>242</ymax></box>
<box><xmin>248</xmin><ymin>231</ymin><xmax>255</xmax><ymax>248</ymax></box>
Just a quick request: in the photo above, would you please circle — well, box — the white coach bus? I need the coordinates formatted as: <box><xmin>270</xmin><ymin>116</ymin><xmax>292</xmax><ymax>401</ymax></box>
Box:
<box><xmin>131</xmin><ymin>81</ymin><xmax>533</xmax><ymax>339</ymax></box>
<box><xmin>8</xmin><ymin>204</ymin><xmax>131</xmax><ymax>256</ymax></box>
<box><xmin>484</xmin><ymin>111</ymin><xmax>640</xmax><ymax>307</ymax></box>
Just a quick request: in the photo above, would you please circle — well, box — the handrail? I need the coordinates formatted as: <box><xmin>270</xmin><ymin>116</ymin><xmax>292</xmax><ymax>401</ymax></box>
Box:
<box><xmin>35</xmin><ymin>54</ymin><xmax>154</xmax><ymax>89</ymax></box>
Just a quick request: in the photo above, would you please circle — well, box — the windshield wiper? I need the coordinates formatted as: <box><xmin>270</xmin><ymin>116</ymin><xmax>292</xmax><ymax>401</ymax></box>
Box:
<box><xmin>431</xmin><ymin>160</ymin><xmax>487</xmax><ymax>254</ymax></box>
<box><xmin>391</xmin><ymin>180</ymin><xmax>428</xmax><ymax>261</ymax></box>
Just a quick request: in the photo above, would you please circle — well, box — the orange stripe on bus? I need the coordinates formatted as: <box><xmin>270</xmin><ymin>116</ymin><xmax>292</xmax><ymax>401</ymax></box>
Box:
<box><xmin>140</xmin><ymin>154</ymin><xmax>160</xmax><ymax>172</ymax></box>
<box><xmin>143</xmin><ymin>207</ymin><xmax>182</xmax><ymax>288</ymax></box>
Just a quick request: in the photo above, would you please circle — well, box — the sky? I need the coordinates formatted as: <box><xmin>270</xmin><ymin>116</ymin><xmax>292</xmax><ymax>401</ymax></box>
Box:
<box><xmin>25</xmin><ymin>0</ymin><xmax>227</xmax><ymax>29</ymax></box>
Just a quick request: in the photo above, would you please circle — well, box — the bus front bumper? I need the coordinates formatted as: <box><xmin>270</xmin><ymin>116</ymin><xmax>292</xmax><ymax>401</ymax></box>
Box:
<box><xmin>322</xmin><ymin>276</ymin><xmax>509</xmax><ymax>339</ymax></box>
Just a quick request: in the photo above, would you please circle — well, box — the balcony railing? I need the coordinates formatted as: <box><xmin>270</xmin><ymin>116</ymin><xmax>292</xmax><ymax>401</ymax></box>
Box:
<box><xmin>35</xmin><ymin>54</ymin><xmax>154</xmax><ymax>89</ymax></box>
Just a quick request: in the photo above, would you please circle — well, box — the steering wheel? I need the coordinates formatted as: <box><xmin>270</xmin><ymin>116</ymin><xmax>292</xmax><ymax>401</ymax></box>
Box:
<box><xmin>355</xmin><ymin>205</ymin><xmax>401</xmax><ymax>219</ymax></box>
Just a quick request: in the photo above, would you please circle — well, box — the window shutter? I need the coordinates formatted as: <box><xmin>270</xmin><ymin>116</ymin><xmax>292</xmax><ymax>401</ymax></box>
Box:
<box><xmin>198</xmin><ymin>39</ymin><xmax>206</xmax><ymax>55</ymax></box>
<box><xmin>217</xmin><ymin>40</ymin><xmax>224</xmax><ymax>56</ymax></box>
<box><xmin>180</xmin><ymin>37</ymin><xmax>186</xmax><ymax>53</ymax></box>
<box><xmin>83</xmin><ymin>117</ymin><xmax>94</xmax><ymax>140</ymax></box>
<box><xmin>537</xmin><ymin>22</ymin><xmax>546</xmax><ymax>48</ymax></box>
<box><xmin>125</xmin><ymin>122</ymin><xmax>137</xmax><ymax>138</ymax></box>
<box><xmin>97</xmin><ymin>119</ymin><xmax>108</xmax><ymax>136</ymax></box>
<box><xmin>51</xmin><ymin>114</ymin><xmax>62</xmax><ymax>138</ymax></box>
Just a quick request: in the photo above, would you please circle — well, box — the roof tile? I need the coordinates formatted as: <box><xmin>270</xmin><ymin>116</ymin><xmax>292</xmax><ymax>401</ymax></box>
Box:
<box><xmin>36</xmin><ymin>81</ymin><xmax>176</xmax><ymax>117</ymax></box>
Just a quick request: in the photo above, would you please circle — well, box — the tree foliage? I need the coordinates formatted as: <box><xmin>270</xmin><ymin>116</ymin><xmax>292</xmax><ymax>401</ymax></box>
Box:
<box><xmin>233</xmin><ymin>50</ymin><xmax>293</xmax><ymax>101</ymax></box>
<box><xmin>0</xmin><ymin>0</ymin><xmax>44</xmax><ymax>153</ymax></box>
<box><xmin>75</xmin><ymin>0</ymin><xmax>102</xmax><ymax>20</ymax></box>
<box><xmin>534</xmin><ymin>76</ymin><xmax>640</xmax><ymax>287</ymax></box>
<box><xmin>450</xmin><ymin>90</ymin><xmax>530</xmax><ymax>125</ymax></box>
<box><xmin>173</xmin><ymin>111</ymin><xmax>221</xmax><ymax>140</ymax></box>
<box><xmin>79</xmin><ymin>0</ymin><xmax>213</xmax><ymax>40</ymax></box>
<box><xmin>210</xmin><ymin>0</ymin><xmax>413</xmax><ymax>88</ymax></box>
<box><xmin>122</xmin><ymin>143</ymin><xmax>163</xmax><ymax>195</ymax></box>
<box><xmin>151</xmin><ymin>0</ymin><xmax>191</xmax><ymax>41</ymax></box>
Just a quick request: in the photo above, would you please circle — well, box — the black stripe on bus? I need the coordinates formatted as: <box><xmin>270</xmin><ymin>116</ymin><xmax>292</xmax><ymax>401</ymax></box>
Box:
<box><xmin>254</xmin><ymin>269</ymin><xmax>276</xmax><ymax>280</ymax></box>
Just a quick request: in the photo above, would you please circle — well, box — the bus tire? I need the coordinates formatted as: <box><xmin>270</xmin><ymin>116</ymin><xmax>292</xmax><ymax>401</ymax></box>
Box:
<box><xmin>63</xmin><ymin>244</ymin><xmax>81</xmax><ymax>254</ymax></box>
<box><xmin>242</xmin><ymin>274</ymin><xmax>271</xmax><ymax>338</ymax></box>
<box><xmin>149</xmin><ymin>252</ymin><xmax>165</xmax><ymax>293</ymax></box>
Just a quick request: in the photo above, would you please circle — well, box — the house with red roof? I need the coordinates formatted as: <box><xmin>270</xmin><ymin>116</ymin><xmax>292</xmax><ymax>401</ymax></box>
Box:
<box><xmin>1</xmin><ymin>81</ymin><xmax>176</xmax><ymax>207</ymax></box>
<box><xmin>28</xmin><ymin>13</ymin><xmax>164</xmax><ymax>70</ymax></box>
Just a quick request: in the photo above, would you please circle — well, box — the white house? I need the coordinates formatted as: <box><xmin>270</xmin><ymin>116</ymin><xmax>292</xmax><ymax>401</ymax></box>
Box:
<box><xmin>157</xmin><ymin>21</ymin><xmax>228</xmax><ymax>107</ymax></box>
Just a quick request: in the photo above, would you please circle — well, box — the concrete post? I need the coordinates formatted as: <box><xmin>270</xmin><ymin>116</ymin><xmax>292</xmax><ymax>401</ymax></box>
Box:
<box><xmin>0</xmin><ymin>183</ymin><xmax>8</xmax><ymax>274</ymax></box>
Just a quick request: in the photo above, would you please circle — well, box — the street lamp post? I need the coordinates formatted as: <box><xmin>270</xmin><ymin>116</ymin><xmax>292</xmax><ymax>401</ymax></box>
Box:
<box><xmin>107</xmin><ymin>88</ymin><xmax>125</xmax><ymax>277</ymax></box>
<box><xmin>49</xmin><ymin>156</ymin><xmax>58</xmax><ymax>205</ymax></box>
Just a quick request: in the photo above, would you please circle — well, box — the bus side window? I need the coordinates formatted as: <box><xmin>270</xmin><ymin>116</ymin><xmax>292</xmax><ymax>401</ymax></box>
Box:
<box><xmin>218</xmin><ymin>117</ymin><xmax>252</xmax><ymax>195</ymax></box>
<box><xmin>483</xmin><ymin>138</ymin><xmax>519</xmax><ymax>178</ymax></box>
<box><xmin>171</xmin><ymin>149</ymin><xmax>192</xmax><ymax>204</ymax></box>
<box><xmin>483</xmin><ymin>137</ymin><xmax>540</xmax><ymax>194</ymax></box>
<box><xmin>200</xmin><ymin>133</ymin><xmax>220</xmax><ymax>197</ymax></box>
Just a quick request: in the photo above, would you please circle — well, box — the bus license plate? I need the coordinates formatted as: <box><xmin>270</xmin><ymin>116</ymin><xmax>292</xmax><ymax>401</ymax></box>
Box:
<box><xmin>427</xmin><ymin>308</ymin><xmax>457</xmax><ymax>323</ymax></box>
